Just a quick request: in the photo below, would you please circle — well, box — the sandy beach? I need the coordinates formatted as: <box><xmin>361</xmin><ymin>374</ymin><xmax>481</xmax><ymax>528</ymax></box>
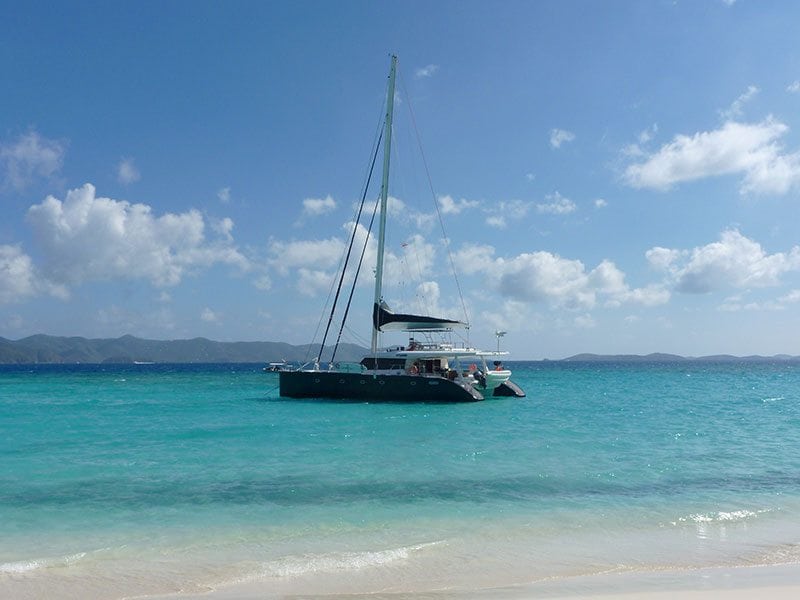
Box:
<box><xmin>143</xmin><ymin>563</ymin><xmax>800</xmax><ymax>600</ymax></box>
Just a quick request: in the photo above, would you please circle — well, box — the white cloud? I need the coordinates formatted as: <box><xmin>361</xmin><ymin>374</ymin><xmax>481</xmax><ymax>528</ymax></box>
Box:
<box><xmin>455</xmin><ymin>244</ymin><xmax>668</xmax><ymax>310</ymax></box>
<box><xmin>486</xmin><ymin>215</ymin><xmax>507</xmax><ymax>229</ymax></box>
<box><xmin>497</xmin><ymin>252</ymin><xmax>595</xmax><ymax>308</ymax></box>
<box><xmin>267</xmin><ymin>222</ymin><xmax>437</xmax><ymax>297</ymax></box>
<box><xmin>438</xmin><ymin>195</ymin><xmax>479</xmax><ymax>215</ymax></box>
<box><xmin>296</xmin><ymin>268</ymin><xmax>335</xmax><ymax>297</ymax></box>
<box><xmin>502</xmin><ymin>252</ymin><xmax>665</xmax><ymax>309</ymax></box>
<box><xmin>720</xmin><ymin>289</ymin><xmax>800</xmax><ymax>312</ymax></box>
<box><xmin>302</xmin><ymin>195</ymin><xmax>337</xmax><ymax>217</ymax></box>
<box><xmin>525</xmin><ymin>173</ymin><xmax>536</xmax><ymax>182</ymax></box>
<box><xmin>624</xmin><ymin>117</ymin><xmax>800</xmax><ymax>195</ymax></box>
<box><xmin>453</xmin><ymin>243</ymin><xmax>499</xmax><ymax>274</ymax></box>
<box><xmin>268</xmin><ymin>236</ymin><xmax>345</xmax><ymax>276</ymax></box>
<box><xmin>550</xmin><ymin>128</ymin><xmax>575</xmax><ymax>149</ymax></box>
<box><xmin>788</xmin><ymin>81</ymin><xmax>800</xmax><ymax>94</ymax></box>
<box><xmin>594</xmin><ymin>198</ymin><xmax>608</xmax><ymax>208</ymax></box>
<box><xmin>719</xmin><ymin>85</ymin><xmax>759</xmax><ymax>120</ymax></box>
<box><xmin>117</xmin><ymin>157</ymin><xmax>141</xmax><ymax>185</ymax></box>
<box><xmin>201</xmin><ymin>307</ymin><xmax>219</xmax><ymax>322</ymax></box>
<box><xmin>648</xmin><ymin>230</ymin><xmax>800</xmax><ymax>294</ymax></box>
<box><xmin>574</xmin><ymin>313</ymin><xmax>596</xmax><ymax>328</ymax></box>
<box><xmin>383</xmin><ymin>195</ymin><xmax>436</xmax><ymax>230</ymax></box>
<box><xmin>383</xmin><ymin>233</ymin><xmax>436</xmax><ymax>287</ymax></box>
<box><xmin>395</xmin><ymin>280</ymin><xmax>445</xmax><ymax>317</ymax></box>
<box><xmin>0</xmin><ymin>131</ymin><xmax>65</xmax><ymax>190</ymax></box>
<box><xmin>415</xmin><ymin>64</ymin><xmax>439</xmax><ymax>78</ymax></box>
<box><xmin>484</xmin><ymin>199</ymin><xmax>532</xmax><ymax>228</ymax></box>
<box><xmin>26</xmin><ymin>183</ymin><xmax>249</xmax><ymax>288</ymax></box>
<box><xmin>0</xmin><ymin>245</ymin><xmax>38</xmax><ymax>304</ymax></box>
<box><xmin>0</xmin><ymin>244</ymin><xmax>67</xmax><ymax>304</ymax></box>
<box><xmin>217</xmin><ymin>187</ymin><xmax>231</xmax><ymax>203</ymax></box>
<box><xmin>212</xmin><ymin>217</ymin><xmax>234</xmax><ymax>241</ymax></box>
<box><xmin>536</xmin><ymin>192</ymin><xmax>576</xmax><ymax>215</ymax></box>
<box><xmin>645</xmin><ymin>247</ymin><xmax>684</xmax><ymax>271</ymax></box>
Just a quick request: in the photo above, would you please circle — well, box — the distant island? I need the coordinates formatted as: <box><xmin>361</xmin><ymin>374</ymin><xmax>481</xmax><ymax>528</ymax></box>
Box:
<box><xmin>0</xmin><ymin>334</ymin><xmax>797</xmax><ymax>364</ymax></box>
<box><xmin>561</xmin><ymin>352</ymin><xmax>800</xmax><ymax>363</ymax></box>
<box><xmin>0</xmin><ymin>334</ymin><xmax>367</xmax><ymax>365</ymax></box>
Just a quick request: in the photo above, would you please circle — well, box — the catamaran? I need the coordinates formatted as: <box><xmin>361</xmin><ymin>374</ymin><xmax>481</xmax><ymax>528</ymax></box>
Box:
<box><xmin>279</xmin><ymin>56</ymin><xmax>525</xmax><ymax>402</ymax></box>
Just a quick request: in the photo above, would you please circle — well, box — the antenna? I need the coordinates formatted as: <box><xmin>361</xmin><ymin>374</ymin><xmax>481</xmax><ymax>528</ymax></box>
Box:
<box><xmin>495</xmin><ymin>330</ymin><xmax>507</xmax><ymax>352</ymax></box>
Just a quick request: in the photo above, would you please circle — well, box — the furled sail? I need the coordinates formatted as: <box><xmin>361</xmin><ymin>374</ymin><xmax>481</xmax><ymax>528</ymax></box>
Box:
<box><xmin>373</xmin><ymin>301</ymin><xmax>465</xmax><ymax>332</ymax></box>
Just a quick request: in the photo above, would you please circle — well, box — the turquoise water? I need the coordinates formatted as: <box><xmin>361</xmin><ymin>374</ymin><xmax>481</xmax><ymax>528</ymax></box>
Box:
<box><xmin>3</xmin><ymin>361</ymin><xmax>800</xmax><ymax>598</ymax></box>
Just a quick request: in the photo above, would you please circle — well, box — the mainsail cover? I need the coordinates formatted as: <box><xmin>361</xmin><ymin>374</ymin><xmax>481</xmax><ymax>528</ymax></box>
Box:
<box><xmin>373</xmin><ymin>301</ymin><xmax>465</xmax><ymax>331</ymax></box>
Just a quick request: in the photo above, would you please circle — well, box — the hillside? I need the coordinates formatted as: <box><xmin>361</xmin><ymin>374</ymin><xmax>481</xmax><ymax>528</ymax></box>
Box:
<box><xmin>0</xmin><ymin>334</ymin><xmax>367</xmax><ymax>364</ymax></box>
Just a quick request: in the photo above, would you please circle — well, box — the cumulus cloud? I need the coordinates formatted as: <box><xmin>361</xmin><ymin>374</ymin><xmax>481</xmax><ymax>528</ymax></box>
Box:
<box><xmin>296</xmin><ymin>268</ymin><xmax>335</xmax><ymax>297</ymax></box>
<box><xmin>217</xmin><ymin>187</ymin><xmax>231</xmax><ymax>203</ymax></box>
<box><xmin>550</xmin><ymin>128</ymin><xmax>575</xmax><ymax>149</ymax></box>
<box><xmin>647</xmin><ymin>230</ymin><xmax>800</xmax><ymax>294</ymax></box>
<box><xmin>117</xmin><ymin>157</ymin><xmax>141</xmax><ymax>184</ymax></box>
<box><xmin>268</xmin><ymin>236</ymin><xmax>345</xmax><ymax>276</ymax></box>
<box><xmin>393</xmin><ymin>280</ymin><xmax>447</xmax><ymax>317</ymax></box>
<box><xmin>381</xmin><ymin>196</ymin><xmax>436</xmax><ymax>230</ymax></box>
<box><xmin>454</xmin><ymin>244</ymin><xmax>668</xmax><ymax>310</ymax></box>
<box><xmin>624</xmin><ymin>117</ymin><xmax>800</xmax><ymax>194</ymax></box>
<box><xmin>0</xmin><ymin>244</ymin><xmax>67</xmax><ymax>304</ymax></box>
<box><xmin>536</xmin><ymin>192</ymin><xmax>576</xmax><ymax>215</ymax></box>
<box><xmin>415</xmin><ymin>64</ymin><xmax>439</xmax><ymax>78</ymax></box>
<box><xmin>594</xmin><ymin>198</ymin><xmax>608</xmax><ymax>208</ymax></box>
<box><xmin>0</xmin><ymin>245</ymin><xmax>39</xmax><ymax>303</ymax></box>
<box><xmin>26</xmin><ymin>183</ymin><xmax>249</xmax><ymax>289</ymax></box>
<box><xmin>302</xmin><ymin>195</ymin><xmax>337</xmax><ymax>217</ymax></box>
<box><xmin>1</xmin><ymin>131</ymin><xmax>65</xmax><ymax>190</ymax></box>
<box><xmin>438</xmin><ymin>195</ymin><xmax>479</xmax><ymax>215</ymax></box>
<box><xmin>268</xmin><ymin>221</ymin><xmax>437</xmax><ymax>297</ymax></box>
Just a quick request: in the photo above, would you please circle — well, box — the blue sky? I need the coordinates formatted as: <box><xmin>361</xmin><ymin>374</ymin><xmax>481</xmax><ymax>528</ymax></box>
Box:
<box><xmin>3</xmin><ymin>0</ymin><xmax>800</xmax><ymax>359</ymax></box>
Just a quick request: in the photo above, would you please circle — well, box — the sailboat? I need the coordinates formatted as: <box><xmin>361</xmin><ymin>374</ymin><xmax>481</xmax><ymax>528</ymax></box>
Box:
<box><xmin>279</xmin><ymin>56</ymin><xmax>525</xmax><ymax>402</ymax></box>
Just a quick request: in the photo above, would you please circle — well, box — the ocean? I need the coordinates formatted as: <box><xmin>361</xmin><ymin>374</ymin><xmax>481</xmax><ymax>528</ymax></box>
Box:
<box><xmin>2</xmin><ymin>361</ymin><xmax>800</xmax><ymax>599</ymax></box>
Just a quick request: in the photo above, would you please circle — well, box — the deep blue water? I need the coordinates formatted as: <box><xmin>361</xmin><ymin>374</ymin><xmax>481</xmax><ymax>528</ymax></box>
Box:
<box><xmin>3</xmin><ymin>361</ymin><xmax>800</xmax><ymax>598</ymax></box>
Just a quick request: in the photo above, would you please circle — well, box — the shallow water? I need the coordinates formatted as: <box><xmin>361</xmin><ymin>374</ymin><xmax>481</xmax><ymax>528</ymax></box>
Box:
<box><xmin>3</xmin><ymin>361</ymin><xmax>800</xmax><ymax>598</ymax></box>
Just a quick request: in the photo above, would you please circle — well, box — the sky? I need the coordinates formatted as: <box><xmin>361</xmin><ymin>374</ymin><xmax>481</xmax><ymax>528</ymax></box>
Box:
<box><xmin>2</xmin><ymin>0</ymin><xmax>800</xmax><ymax>359</ymax></box>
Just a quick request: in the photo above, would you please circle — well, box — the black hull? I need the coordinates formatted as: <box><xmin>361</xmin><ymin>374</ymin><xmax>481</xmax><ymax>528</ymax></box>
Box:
<box><xmin>492</xmin><ymin>379</ymin><xmax>526</xmax><ymax>397</ymax></box>
<box><xmin>279</xmin><ymin>370</ymin><xmax>484</xmax><ymax>402</ymax></box>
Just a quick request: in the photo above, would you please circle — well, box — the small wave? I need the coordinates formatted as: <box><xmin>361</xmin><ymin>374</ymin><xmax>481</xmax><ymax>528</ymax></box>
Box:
<box><xmin>0</xmin><ymin>552</ymin><xmax>86</xmax><ymax>575</ymax></box>
<box><xmin>242</xmin><ymin>541</ymin><xmax>444</xmax><ymax>582</ymax></box>
<box><xmin>674</xmin><ymin>509</ymin><xmax>770</xmax><ymax>525</ymax></box>
<box><xmin>762</xmin><ymin>396</ymin><xmax>785</xmax><ymax>403</ymax></box>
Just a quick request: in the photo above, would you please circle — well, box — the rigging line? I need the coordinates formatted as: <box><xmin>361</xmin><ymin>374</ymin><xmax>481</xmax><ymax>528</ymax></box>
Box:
<box><xmin>330</xmin><ymin>192</ymin><xmax>381</xmax><ymax>364</ymax></box>
<box><xmin>304</xmin><ymin>83</ymin><xmax>387</xmax><ymax>366</ymax></box>
<box><xmin>317</xmin><ymin>126</ymin><xmax>384</xmax><ymax>365</ymax></box>
<box><xmin>398</xmin><ymin>70</ymin><xmax>471</xmax><ymax>333</ymax></box>
<box><xmin>342</xmin><ymin>323</ymin><xmax>370</xmax><ymax>346</ymax></box>
<box><xmin>304</xmin><ymin>257</ymin><xmax>343</xmax><ymax>365</ymax></box>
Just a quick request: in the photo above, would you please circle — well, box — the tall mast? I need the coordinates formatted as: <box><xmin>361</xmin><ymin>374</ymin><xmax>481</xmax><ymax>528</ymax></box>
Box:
<box><xmin>371</xmin><ymin>54</ymin><xmax>397</xmax><ymax>353</ymax></box>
